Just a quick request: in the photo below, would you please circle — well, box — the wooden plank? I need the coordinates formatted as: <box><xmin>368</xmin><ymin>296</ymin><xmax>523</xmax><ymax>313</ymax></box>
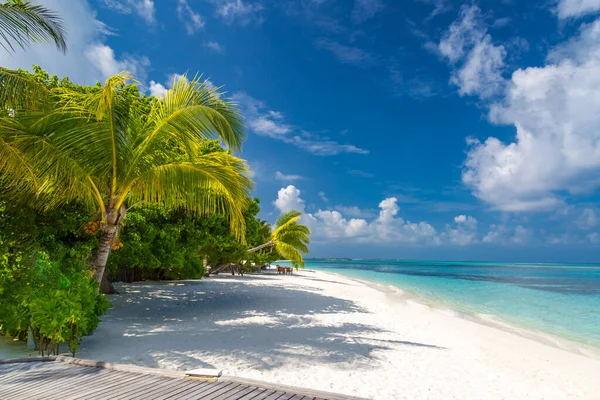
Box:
<box><xmin>42</xmin><ymin>365</ymin><xmax>117</xmax><ymax>400</ymax></box>
<box><xmin>0</xmin><ymin>361</ymin><xmax>362</xmax><ymax>400</ymax></box>
<box><xmin>152</xmin><ymin>380</ymin><xmax>213</xmax><ymax>400</ymax></box>
<box><xmin>176</xmin><ymin>381</ymin><xmax>235</xmax><ymax>400</ymax></box>
<box><xmin>101</xmin><ymin>374</ymin><xmax>182</xmax><ymax>400</ymax></box>
<box><xmin>250</xmin><ymin>389</ymin><xmax>279</xmax><ymax>400</ymax></box>
<box><xmin>274</xmin><ymin>394</ymin><xmax>296</xmax><ymax>400</ymax></box>
<box><xmin>237</xmin><ymin>387</ymin><xmax>267</xmax><ymax>400</ymax></box>
<box><xmin>0</xmin><ymin>365</ymin><xmax>93</xmax><ymax>399</ymax></box>
<box><xmin>200</xmin><ymin>383</ymin><xmax>244</xmax><ymax>400</ymax></box>
<box><xmin>90</xmin><ymin>374</ymin><xmax>173</xmax><ymax>400</ymax></box>
<box><xmin>211</xmin><ymin>384</ymin><xmax>251</xmax><ymax>400</ymax></box>
<box><xmin>67</xmin><ymin>370</ymin><xmax>158</xmax><ymax>400</ymax></box>
<box><xmin>260</xmin><ymin>391</ymin><xmax>287</xmax><ymax>400</ymax></box>
<box><xmin>221</xmin><ymin>386</ymin><xmax>260</xmax><ymax>400</ymax></box>
<box><xmin>141</xmin><ymin>378</ymin><xmax>208</xmax><ymax>400</ymax></box>
<box><xmin>157</xmin><ymin>381</ymin><xmax>215</xmax><ymax>400</ymax></box>
<box><xmin>126</xmin><ymin>375</ymin><xmax>204</xmax><ymax>400</ymax></box>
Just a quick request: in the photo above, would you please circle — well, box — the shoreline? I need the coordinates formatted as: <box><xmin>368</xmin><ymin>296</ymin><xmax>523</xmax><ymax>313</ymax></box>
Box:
<box><xmin>326</xmin><ymin>270</ymin><xmax>600</xmax><ymax>360</ymax></box>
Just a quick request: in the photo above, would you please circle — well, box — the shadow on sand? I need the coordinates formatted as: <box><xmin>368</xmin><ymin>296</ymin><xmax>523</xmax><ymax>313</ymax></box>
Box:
<box><xmin>79</xmin><ymin>276</ymin><xmax>444</xmax><ymax>371</ymax></box>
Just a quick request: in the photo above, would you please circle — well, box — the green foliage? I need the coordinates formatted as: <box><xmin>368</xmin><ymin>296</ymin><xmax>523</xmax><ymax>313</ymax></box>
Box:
<box><xmin>0</xmin><ymin>198</ymin><xmax>110</xmax><ymax>356</ymax></box>
<box><xmin>106</xmin><ymin>206</ymin><xmax>206</xmax><ymax>280</ymax></box>
<box><xmin>107</xmin><ymin>197</ymin><xmax>274</xmax><ymax>279</ymax></box>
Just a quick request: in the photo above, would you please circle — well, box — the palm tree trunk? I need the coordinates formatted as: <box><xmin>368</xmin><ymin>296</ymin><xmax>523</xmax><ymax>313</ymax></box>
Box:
<box><xmin>247</xmin><ymin>240</ymin><xmax>274</xmax><ymax>253</ymax></box>
<box><xmin>91</xmin><ymin>223</ymin><xmax>118</xmax><ymax>285</ymax></box>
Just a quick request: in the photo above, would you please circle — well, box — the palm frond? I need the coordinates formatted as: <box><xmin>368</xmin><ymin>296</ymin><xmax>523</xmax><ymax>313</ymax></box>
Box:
<box><xmin>0</xmin><ymin>0</ymin><xmax>67</xmax><ymax>53</ymax></box>
<box><xmin>126</xmin><ymin>152</ymin><xmax>253</xmax><ymax>241</ymax></box>
<box><xmin>0</xmin><ymin>67</ymin><xmax>49</xmax><ymax>109</ymax></box>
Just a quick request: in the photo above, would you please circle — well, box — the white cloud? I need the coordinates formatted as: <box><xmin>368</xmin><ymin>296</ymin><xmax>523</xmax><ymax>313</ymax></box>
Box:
<box><xmin>206</xmin><ymin>41</ymin><xmax>225</xmax><ymax>53</ymax></box>
<box><xmin>333</xmin><ymin>205</ymin><xmax>377</xmax><ymax>218</ymax></box>
<box><xmin>442</xmin><ymin>215</ymin><xmax>478</xmax><ymax>245</ymax></box>
<box><xmin>587</xmin><ymin>232</ymin><xmax>600</xmax><ymax>243</ymax></box>
<box><xmin>85</xmin><ymin>44</ymin><xmax>150</xmax><ymax>83</ymax></box>
<box><xmin>318</xmin><ymin>191</ymin><xmax>329</xmax><ymax>203</ymax></box>
<box><xmin>0</xmin><ymin>1</ymin><xmax>151</xmax><ymax>85</ymax></box>
<box><xmin>482</xmin><ymin>224</ymin><xmax>533</xmax><ymax>245</ymax></box>
<box><xmin>233</xmin><ymin>92</ymin><xmax>368</xmax><ymax>155</ymax></box>
<box><xmin>317</xmin><ymin>38</ymin><xmax>377</xmax><ymax>67</ymax></box>
<box><xmin>177</xmin><ymin>0</ymin><xmax>205</xmax><ymax>34</ymax></box>
<box><xmin>275</xmin><ymin>171</ymin><xmax>304</xmax><ymax>181</ymax></box>
<box><xmin>351</xmin><ymin>0</ymin><xmax>384</xmax><ymax>24</ymax></box>
<box><xmin>305</xmin><ymin>197</ymin><xmax>440</xmax><ymax>245</ymax></box>
<box><xmin>101</xmin><ymin>0</ymin><xmax>156</xmax><ymax>25</ymax></box>
<box><xmin>463</xmin><ymin>18</ymin><xmax>600</xmax><ymax>211</ymax></box>
<box><xmin>557</xmin><ymin>0</ymin><xmax>600</xmax><ymax>19</ymax></box>
<box><xmin>149</xmin><ymin>80</ymin><xmax>167</xmax><ymax>97</ymax></box>
<box><xmin>578</xmin><ymin>208</ymin><xmax>599</xmax><ymax>229</ymax></box>
<box><xmin>212</xmin><ymin>0</ymin><xmax>264</xmax><ymax>25</ymax></box>
<box><xmin>274</xmin><ymin>185</ymin><xmax>306</xmax><ymax>213</ymax></box>
<box><xmin>439</xmin><ymin>5</ymin><xmax>506</xmax><ymax>98</ymax></box>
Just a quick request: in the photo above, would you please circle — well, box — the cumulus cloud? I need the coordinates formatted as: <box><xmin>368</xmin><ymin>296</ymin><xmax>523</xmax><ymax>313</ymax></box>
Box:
<box><xmin>274</xmin><ymin>185</ymin><xmax>306</xmax><ymax>213</ymax></box>
<box><xmin>483</xmin><ymin>224</ymin><xmax>533</xmax><ymax>245</ymax></box>
<box><xmin>304</xmin><ymin>196</ymin><xmax>440</xmax><ymax>245</ymax></box>
<box><xmin>233</xmin><ymin>92</ymin><xmax>368</xmax><ymax>155</ymax></box>
<box><xmin>557</xmin><ymin>0</ymin><xmax>600</xmax><ymax>19</ymax></box>
<box><xmin>149</xmin><ymin>80</ymin><xmax>167</xmax><ymax>97</ymax></box>
<box><xmin>462</xmin><ymin>18</ymin><xmax>600</xmax><ymax>211</ymax></box>
<box><xmin>438</xmin><ymin>5</ymin><xmax>506</xmax><ymax>98</ymax></box>
<box><xmin>0</xmin><ymin>0</ymin><xmax>151</xmax><ymax>85</ymax></box>
<box><xmin>100</xmin><ymin>0</ymin><xmax>156</xmax><ymax>25</ymax></box>
<box><xmin>177</xmin><ymin>0</ymin><xmax>205</xmax><ymax>34</ymax></box>
<box><xmin>442</xmin><ymin>215</ymin><xmax>478</xmax><ymax>245</ymax></box>
<box><xmin>85</xmin><ymin>44</ymin><xmax>150</xmax><ymax>83</ymax></box>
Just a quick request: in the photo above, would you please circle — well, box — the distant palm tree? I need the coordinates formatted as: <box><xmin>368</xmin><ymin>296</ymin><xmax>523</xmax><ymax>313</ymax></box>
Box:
<box><xmin>0</xmin><ymin>0</ymin><xmax>67</xmax><ymax>53</ymax></box>
<box><xmin>0</xmin><ymin>71</ymin><xmax>253</xmax><ymax>288</ymax></box>
<box><xmin>248</xmin><ymin>210</ymin><xmax>310</xmax><ymax>268</ymax></box>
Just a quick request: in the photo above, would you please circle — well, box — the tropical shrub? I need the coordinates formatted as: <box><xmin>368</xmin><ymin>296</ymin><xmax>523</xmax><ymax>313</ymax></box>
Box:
<box><xmin>0</xmin><ymin>199</ymin><xmax>110</xmax><ymax>356</ymax></box>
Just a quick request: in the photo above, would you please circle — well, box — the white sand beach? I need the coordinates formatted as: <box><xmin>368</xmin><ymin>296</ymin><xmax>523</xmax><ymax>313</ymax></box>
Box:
<box><xmin>77</xmin><ymin>270</ymin><xmax>600</xmax><ymax>400</ymax></box>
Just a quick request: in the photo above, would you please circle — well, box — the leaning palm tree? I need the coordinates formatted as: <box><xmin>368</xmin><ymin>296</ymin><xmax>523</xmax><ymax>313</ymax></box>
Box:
<box><xmin>247</xmin><ymin>210</ymin><xmax>310</xmax><ymax>268</ymax></box>
<box><xmin>0</xmin><ymin>71</ymin><xmax>253</xmax><ymax>287</ymax></box>
<box><xmin>0</xmin><ymin>0</ymin><xmax>67</xmax><ymax>53</ymax></box>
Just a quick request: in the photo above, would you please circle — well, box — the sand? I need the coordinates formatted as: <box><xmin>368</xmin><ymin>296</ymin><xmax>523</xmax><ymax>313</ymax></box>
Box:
<box><xmin>76</xmin><ymin>270</ymin><xmax>600</xmax><ymax>400</ymax></box>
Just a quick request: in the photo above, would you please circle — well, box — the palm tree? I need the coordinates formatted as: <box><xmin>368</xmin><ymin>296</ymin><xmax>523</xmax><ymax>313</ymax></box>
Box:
<box><xmin>0</xmin><ymin>0</ymin><xmax>67</xmax><ymax>53</ymax></box>
<box><xmin>247</xmin><ymin>210</ymin><xmax>310</xmax><ymax>268</ymax></box>
<box><xmin>0</xmin><ymin>71</ymin><xmax>253</xmax><ymax>287</ymax></box>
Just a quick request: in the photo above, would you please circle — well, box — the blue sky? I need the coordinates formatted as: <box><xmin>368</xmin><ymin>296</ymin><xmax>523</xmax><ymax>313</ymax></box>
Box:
<box><xmin>4</xmin><ymin>0</ymin><xmax>600</xmax><ymax>262</ymax></box>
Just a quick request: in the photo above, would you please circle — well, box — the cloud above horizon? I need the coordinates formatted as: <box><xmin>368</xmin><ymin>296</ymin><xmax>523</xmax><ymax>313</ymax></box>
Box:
<box><xmin>233</xmin><ymin>92</ymin><xmax>369</xmax><ymax>156</ymax></box>
<box><xmin>432</xmin><ymin>5</ymin><xmax>600</xmax><ymax>212</ymax></box>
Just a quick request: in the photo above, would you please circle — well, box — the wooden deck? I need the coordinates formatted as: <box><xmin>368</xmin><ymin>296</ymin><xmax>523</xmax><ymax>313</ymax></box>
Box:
<box><xmin>0</xmin><ymin>357</ymin><xmax>365</xmax><ymax>400</ymax></box>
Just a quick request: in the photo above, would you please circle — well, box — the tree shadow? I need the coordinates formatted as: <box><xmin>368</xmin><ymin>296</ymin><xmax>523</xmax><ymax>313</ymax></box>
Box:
<box><xmin>79</xmin><ymin>278</ymin><xmax>444</xmax><ymax>372</ymax></box>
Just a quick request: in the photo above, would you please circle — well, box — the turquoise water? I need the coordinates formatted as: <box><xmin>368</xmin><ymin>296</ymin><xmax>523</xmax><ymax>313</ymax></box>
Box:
<box><xmin>279</xmin><ymin>259</ymin><xmax>600</xmax><ymax>348</ymax></box>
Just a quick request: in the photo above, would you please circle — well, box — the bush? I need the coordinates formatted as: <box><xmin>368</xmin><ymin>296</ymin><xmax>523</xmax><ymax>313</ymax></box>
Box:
<box><xmin>0</xmin><ymin>251</ymin><xmax>110</xmax><ymax>356</ymax></box>
<box><xmin>0</xmin><ymin>200</ymin><xmax>110</xmax><ymax>356</ymax></box>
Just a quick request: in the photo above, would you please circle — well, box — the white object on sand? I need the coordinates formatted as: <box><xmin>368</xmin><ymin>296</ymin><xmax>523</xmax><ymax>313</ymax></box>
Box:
<box><xmin>185</xmin><ymin>368</ymin><xmax>222</xmax><ymax>378</ymax></box>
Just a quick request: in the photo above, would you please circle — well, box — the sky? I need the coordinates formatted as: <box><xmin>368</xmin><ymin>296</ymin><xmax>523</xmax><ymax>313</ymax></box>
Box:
<box><xmin>3</xmin><ymin>0</ymin><xmax>600</xmax><ymax>262</ymax></box>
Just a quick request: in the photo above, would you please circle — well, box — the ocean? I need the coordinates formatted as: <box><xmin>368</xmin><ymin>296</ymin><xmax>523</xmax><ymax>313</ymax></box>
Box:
<box><xmin>279</xmin><ymin>259</ymin><xmax>600</xmax><ymax>349</ymax></box>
